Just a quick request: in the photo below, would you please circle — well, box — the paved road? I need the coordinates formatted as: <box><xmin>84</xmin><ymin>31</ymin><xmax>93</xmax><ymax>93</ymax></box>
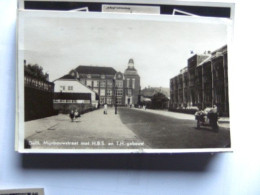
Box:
<box><xmin>25</xmin><ymin>108</ymin><xmax>147</xmax><ymax>150</ymax></box>
<box><xmin>118</xmin><ymin>107</ymin><xmax>231</xmax><ymax>149</ymax></box>
<box><xmin>25</xmin><ymin>107</ymin><xmax>231</xmax><ymax>150</ymax></box>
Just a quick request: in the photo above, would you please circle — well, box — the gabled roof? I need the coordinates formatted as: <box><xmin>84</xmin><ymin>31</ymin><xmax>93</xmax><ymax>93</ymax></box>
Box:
<box><xmin>56</xmin><ymin>74</ymin><xmax>77</xmax><ymax>80</ymax></box>
<box><xmin>75</xmin><ymin>66</ymin><xmax>117</xmax><ymax>75</ymax></box>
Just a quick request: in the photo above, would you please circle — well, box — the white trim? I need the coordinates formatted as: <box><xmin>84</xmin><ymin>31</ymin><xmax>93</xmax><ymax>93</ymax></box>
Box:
<box><xmin>18</xmin><ymin>148</ymin><xmax>233</xmax><ymax>154</ymax></box>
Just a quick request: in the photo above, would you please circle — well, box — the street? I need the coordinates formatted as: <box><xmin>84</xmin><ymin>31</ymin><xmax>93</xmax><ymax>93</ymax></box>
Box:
<box><xmin>119</xmin><ymin>108</ymin><xmax>230</xmax><ymax>149</ymax></box>
<box><xmin>25</xmin><ymin>107</ymin><xmax>230</xmax><ymax>150</ymax></box>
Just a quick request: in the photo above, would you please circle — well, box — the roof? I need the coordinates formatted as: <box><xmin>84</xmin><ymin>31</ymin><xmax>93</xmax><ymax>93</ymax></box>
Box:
<box><xmin>141</xmin><ymin>87</ymin><xmax>170</xmax><ymax>98</ymax></box>
<box><xmin>54</xmin><ymin>76</ymin><xmax>97</xmax><ymax>94</ymax></box>
<box><xmin>198</xmin><ymin>56</ymin><xmax>212</xmax><ymax>66</ymax></box>
<box><xmin>75</xmin><ymin>66</ymin><xmax>117</xmax><ymax>75</ymax></box>
<box><xmin>211</xmin><ymin>44</ymin><xmax>227</xmax><ymax>55</ymax></box>
<box><xmin>124</xmin><ymin>69</ymin><xmax>138</xmax><ymax>75</ymax></box>
<box><xmin>56</xmin><ymin>74</ymin><xmax>78</xmax><ymax>80</ymax></box>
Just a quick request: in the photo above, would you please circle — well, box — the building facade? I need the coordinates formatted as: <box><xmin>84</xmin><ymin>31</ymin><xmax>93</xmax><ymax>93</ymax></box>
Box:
<box><xmin>58</xmin><ymin>59</ymin><xmax>140</xmax><ymax>106</ymax></box>
<box><xmin>169</xmin><ymin>45</ymin><xmax>229</xmax><ymax>116</ymax></box>
<box><xmin>53</xmin><ymin>74</ymin><xmax>97</xmax><ymax>113</ymax></box>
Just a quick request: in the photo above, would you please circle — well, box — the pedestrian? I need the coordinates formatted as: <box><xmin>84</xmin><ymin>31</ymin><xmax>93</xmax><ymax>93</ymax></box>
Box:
<box><xmin>69</xmin><ymin>110</ymin><xmax>74</xmax><ymax>122</ymax></box>
<box><xmin>74</xmin><ymin>109</ymin><xmax>80</xmax><ymax>120</ymax></box>
<box><xmin>104</xmin><ymin>103</ymin><xmax>107</xmax><ymax>115</ymax></box>
<box><xmin>212</xmin><ymin>104</ymin><xmax>218</xmax><ymax>114</ymax></box>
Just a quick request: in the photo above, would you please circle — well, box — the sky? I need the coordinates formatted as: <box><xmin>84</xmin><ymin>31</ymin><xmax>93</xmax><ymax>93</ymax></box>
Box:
<box><xmin>21</xmin><ymin>12</ymin><xmax>230</xmax><ymax>88</ymax></box>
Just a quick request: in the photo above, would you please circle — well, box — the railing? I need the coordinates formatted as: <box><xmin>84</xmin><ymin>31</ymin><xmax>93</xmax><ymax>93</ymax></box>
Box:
<box><xmin>24</xmin><ymin>75</ymin><xmax>54</xmax><ymax>92</ymax></box>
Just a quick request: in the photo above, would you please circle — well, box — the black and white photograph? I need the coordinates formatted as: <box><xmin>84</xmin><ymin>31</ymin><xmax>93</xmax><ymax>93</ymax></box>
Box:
<box><xmin>16</xmin><ymin>4</ymin><xmax>233</xmax><ymax>153</ymax></box>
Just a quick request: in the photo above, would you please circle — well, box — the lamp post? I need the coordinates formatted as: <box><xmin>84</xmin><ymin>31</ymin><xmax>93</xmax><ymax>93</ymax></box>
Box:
<box><xmin>113</xmin><ymin>79</ymin><xmax>117</xmax><ymax>115</ymax></box>
<box><xmin>115</xmin><ymin>85</ymin><xmax>117</xmax><ymax>115</ymax></box>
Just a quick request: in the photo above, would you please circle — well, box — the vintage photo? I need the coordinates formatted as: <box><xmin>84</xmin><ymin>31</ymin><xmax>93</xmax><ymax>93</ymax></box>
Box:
<box><xmin>16</xmin><ymin>6</ymin><xmax>233</xmax><ymax>153</ymax></box>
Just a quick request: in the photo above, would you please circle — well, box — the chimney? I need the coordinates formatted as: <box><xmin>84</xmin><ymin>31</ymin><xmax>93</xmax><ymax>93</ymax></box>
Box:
<box><xmin>24</xmin><ymin>60</ymin><xmax>26</xmax><ymax>66</ymax></box>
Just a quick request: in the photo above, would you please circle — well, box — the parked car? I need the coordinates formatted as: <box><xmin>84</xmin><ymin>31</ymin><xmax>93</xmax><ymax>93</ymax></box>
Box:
<box><xmin>195</xmin><ymin>107</ymin><xmax>219</xmax><ymax>131</ymax></box>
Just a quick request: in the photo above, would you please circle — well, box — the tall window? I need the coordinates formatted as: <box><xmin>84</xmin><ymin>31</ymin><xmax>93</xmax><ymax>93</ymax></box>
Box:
<box><xmin>100</xmin><ymin>89</ymin><xmax>105</xmax><ymax>96</ymax></box>
<box><xmin>128</xmin><ymin>89</ymin><xmax>132</xmax><ymax>96</ymax></box>
<box><xmin>107</xmin><ymin>89</ymin><xmax>112</xmax><ymax>96</ymax></box>
<box><xmin>107</xmin><ymin>98</ymin><xmax>112</xmax><ymax>104</ymax></box>
<box><xmin>127</xmin><ymin>78</ymin><xmax>130</xmax><ymax>88</ymax></box>
<box><xmin>116</xmin><ymin>89</ymin><xmax>123</xmax><ymax>96</ymax></box>
<box><xmin>107</xmin><ymin>80</ymin><xmax>113</xmax><ymax>87</ymax></box>
<box><xmin>132</xmin><ymin>78</ymin><xmax>135</xmax><ymax>89</ymax></box>
<box><xmin>116</xmin><ymin>80</ymin><xmax>123</xmax><ymax>88</ymax></box>
<box><xmin>93</xmin><ymin>80</ymin><xmax>99</xmax><ymax>87</ymax></box>
<box><xmin>100</xmin><ymin>80</ymin><xmax>106</xmax><ymax>88</ymax></box>
<box><xmin>100</xmin><ymin>97</ymin><xmax>105</xmax><ymax>104</ymax></box>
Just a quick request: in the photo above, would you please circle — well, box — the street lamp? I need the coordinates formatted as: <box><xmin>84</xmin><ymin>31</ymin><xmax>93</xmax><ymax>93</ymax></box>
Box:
<box><xmin>115</xmin><ymin>85</ymin><xmax>117</xmax><ymax>115</ymax></box>
<box><xmin>113</xmin><ymin>79</ymin><xmax>117</xmax><ymax>115</ymax></box>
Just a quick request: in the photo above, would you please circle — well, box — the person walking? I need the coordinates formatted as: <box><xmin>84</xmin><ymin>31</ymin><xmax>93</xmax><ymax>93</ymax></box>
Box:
<box><xmin>74</xmin><ymin>109</ymin><xmax>80</xmax><ymax>121</ymax></box>
<box><xmin>104</xmin><ymin>103</ymin><xmax>108</xmax><ymax>115</ymax></box>
<box><xmin>69</xmin><ymin>110</ymin><xmax>74</xmax><ymax>122</ymax></box>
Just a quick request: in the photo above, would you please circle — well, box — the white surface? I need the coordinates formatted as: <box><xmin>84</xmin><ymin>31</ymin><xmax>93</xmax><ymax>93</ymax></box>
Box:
<box><xmin>1</xmin><ymin>0</ymin><xmax>260</xmax><ymax>195</ymax></box>
<box><xmin>54</xmin><ymin>80</ymin><xmax>96</xmax><ymax>101</ymax></box>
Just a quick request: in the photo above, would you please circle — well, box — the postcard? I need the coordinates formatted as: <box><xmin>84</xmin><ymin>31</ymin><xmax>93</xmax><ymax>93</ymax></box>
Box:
<box><xmin>16</xmin><ymin>1</ymin><xmax>234</xmax><ymax>153</ymax></box>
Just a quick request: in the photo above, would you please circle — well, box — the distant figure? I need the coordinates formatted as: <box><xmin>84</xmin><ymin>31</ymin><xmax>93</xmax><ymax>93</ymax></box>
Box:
<box><xmin>69</xmin><ymin>110</ymin><xmax>74</xmax><ymax>122</ymax></box>
<box><xmin>212</xmin><ymin>105</ymin><xmax>218</xmax><ymax>114</ymax></box>
<box><xmin>104</xmin><ymin>103</ymin><xmax>107</xmax><ymax>114</ymax></box>
<box><xmin>74</xmin><ymin>109</ymin><xmax>80</xmax><ymax>120</ymax></box>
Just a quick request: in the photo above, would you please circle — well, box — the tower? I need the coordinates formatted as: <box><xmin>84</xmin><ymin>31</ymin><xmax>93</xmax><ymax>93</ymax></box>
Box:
<box><xmin>123</xmin><ymin>58</ymin><xmax>140</xmax><ymax>105</ymax></box>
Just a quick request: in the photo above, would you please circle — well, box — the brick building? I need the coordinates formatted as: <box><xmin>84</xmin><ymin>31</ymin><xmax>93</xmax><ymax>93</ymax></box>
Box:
<box><xmin>169</xmin><ymin>45</ymin><xmax>229</xmax><ymax>116</ymax></box>
<box><xmin>58</xmin><ymin>58</ymin><xmax>140</xmax><ymax>106</ymax></box>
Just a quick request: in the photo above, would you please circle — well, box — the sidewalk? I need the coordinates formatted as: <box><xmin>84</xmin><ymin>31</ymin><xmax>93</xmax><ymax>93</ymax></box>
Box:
<box><xmin>25</xmin><ymin>108</ymin><xmax>148</xmax><ymax>149</ymax></box>
<box><xmin>25</xmin><ymin>108</ymin><xmax>139</xmax><ymax>139</ymax></box>
<box><xmin>24</xmin><ymin>114</ymin><xmax>68</xmax><ymax>138</ymax></box>
<box><xmin>133</xmin><ymin>108</ymin><xmax>230</xmax><ymax>129</ymax></box>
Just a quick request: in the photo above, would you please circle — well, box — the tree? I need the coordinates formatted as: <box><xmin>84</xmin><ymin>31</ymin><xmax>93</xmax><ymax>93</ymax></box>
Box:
<box><xmin>24</xmin><ymin>64</ymin><xmax>49</xmax><ymax>81</ymax></box>
<box><xmin>151</xmin><ymin>92</ymin><xmax>169</xmax><ymax>109</ymax></box>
